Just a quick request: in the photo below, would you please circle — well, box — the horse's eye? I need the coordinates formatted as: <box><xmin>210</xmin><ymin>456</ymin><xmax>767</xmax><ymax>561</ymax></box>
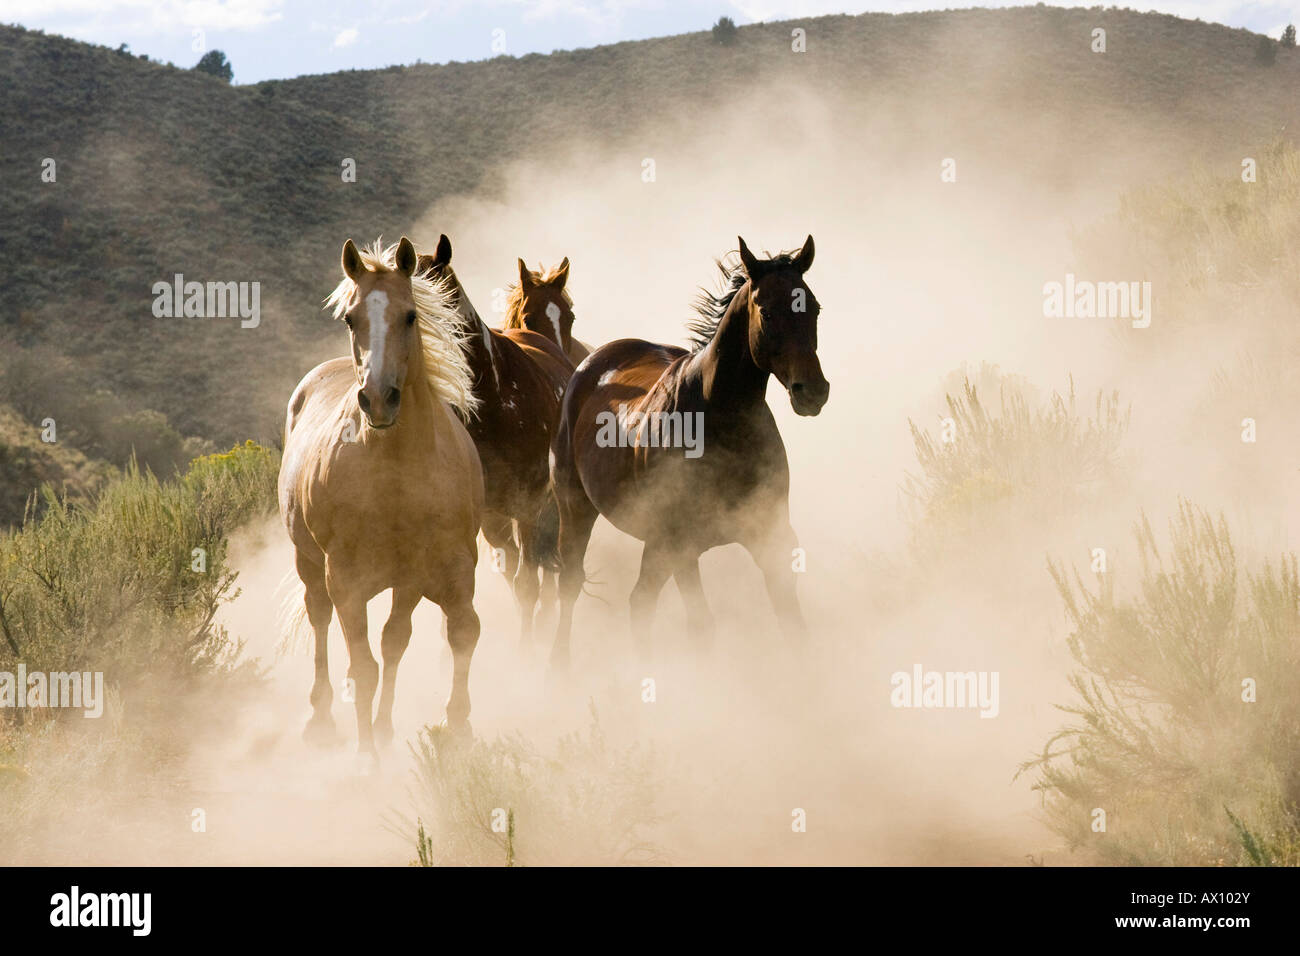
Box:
<box><xmin>406</xmin><ymin>311</ymin><xmax>417</xmax><ymax>327</ymax></box>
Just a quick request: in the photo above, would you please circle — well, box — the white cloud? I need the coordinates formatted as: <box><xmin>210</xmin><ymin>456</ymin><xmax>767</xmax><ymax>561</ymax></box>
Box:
<box><xmin>333</xmin><ymin>26</ymin><xmax>359</xmax><ymax>47</ymax></box>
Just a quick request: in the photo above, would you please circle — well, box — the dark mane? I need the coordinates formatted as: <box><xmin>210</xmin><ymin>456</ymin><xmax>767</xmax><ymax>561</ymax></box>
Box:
<box><xmin>687</xmin><ymin>249</ymin><xmax>801</xmax><ymax>352</ymax></box>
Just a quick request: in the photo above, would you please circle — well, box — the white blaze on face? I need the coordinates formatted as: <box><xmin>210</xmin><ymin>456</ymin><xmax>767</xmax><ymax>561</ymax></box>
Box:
<box><xmin>546</xmin><ymin>300</ymin><xmax>563</xmax><ymax>345</ymax></box>
<box><xmin>364</xmin><ymin>289</ymin><xmax>389</xmax><ymax>383</ymax></box>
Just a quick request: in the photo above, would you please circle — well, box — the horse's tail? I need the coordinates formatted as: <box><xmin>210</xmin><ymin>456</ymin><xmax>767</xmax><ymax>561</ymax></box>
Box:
<box><xmin>276</xmin><ymin>567</ymin><xmax>312</xmax><ymax>657</ymax></box>
<box><xmin>530</xmin><ymin>485</ymin><xmax>562</xmax><ymax>573</ymax></box>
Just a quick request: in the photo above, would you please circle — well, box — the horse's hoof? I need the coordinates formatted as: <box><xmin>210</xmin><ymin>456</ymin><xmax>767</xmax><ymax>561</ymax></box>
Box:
<box><xmin>302</xmin><ymin>716</ymin><xmax>339</xmax><ymax>748</ymax></box>
<box><xmin>354</xmin><ymin>751</ymin><xmax>380</xmax><ymax>777</ymax></box>
<box><xmin>439</xmin><ymin>717</ymin><xmax>473</xmax><ymax>744</ymax></box>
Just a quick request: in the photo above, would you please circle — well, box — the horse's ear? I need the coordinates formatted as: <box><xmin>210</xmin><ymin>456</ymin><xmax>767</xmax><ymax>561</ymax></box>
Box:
<box><xmin>551</xmin><ymin>257</ymin><xmax>570</xmax><ymax>290</ymax></box>
<box><xmin>395</xmin><ymin>236</ymin><xmax>418</xmax><ymax>277</ymax></box>
<box><xmin>518</xmin><ymin>258</ymin><xmax>535</xmax><ymax>290</ymax></box>
<box><xmin>342</xmin><ymin>239</ymin><xmax>364</xmax><ymax>281</ymax></box>
<box><xmin>737</xmin><ymin>236</ymin><xmax>763</xmax><ymax>280</ymax></box>
<box><xmin>434</xmin><ymin>234</ymin><xmax>452</xmax><ymax>268</ymax></box>
<box><xmin>794</xmin><ymin>234</ymin><xmax>815</xmax><ymax>273</ymax></box>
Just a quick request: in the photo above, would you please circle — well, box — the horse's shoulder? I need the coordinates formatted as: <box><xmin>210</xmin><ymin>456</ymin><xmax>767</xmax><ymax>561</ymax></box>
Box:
<box><xmin>291</xmin><ymin>357</ymin><xmax>352</xmax><ymax>403</ymax></box>
<box><xmin>286</xmin><ymin>357</ymin><xmax>353</xmax><ymax>439</ymax></box>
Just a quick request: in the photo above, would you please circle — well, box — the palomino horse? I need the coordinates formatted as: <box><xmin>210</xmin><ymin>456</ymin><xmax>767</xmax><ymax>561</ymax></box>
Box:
<box><xmin>549</xmin><ymin>236</ymin><xmax>829</xmax><ymax>668</ymax></box>
<box><xmin>279</xmin><ymin>237</ymin><xmax>483</xmax><ymax>758</ymax></box>
<box><xmin>504</xmin><ymin>258</ymin><xmax>592</xmax><ymax>365</ymax></box>
<box><xmin>416</xmin><ymin>234</ymin><xmax>573</xmax><ymax>645</ymax></box>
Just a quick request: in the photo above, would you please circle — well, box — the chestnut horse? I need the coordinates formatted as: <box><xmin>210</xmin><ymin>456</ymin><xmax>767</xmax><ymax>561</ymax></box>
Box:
<box><xmin>504</xmin><ymin>258</ymin><xmax>592</xmax><ymax>365</ymax></box>
<box><xmin>417</xmin><ymin>235</ymin><xmax>573</xmax><ymax>644</ymax></box>
<box><xmin>279</xmin><ymin>237</ymin><xmax>483</xmax><ymax>759</ymax></box>
<box><xmin>549</xmin><ymin>237</ymin><xmax>829</xmax><ymax>668</ymax></box>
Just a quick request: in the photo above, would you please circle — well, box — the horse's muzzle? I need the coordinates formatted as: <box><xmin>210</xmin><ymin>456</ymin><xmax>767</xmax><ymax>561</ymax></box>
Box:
<box><xmin>789</xmin><ymin>379</ymin><xmax>829</xmax><ymax>416</ymax></box>
<box><xmin>358</xmin><ymin>385</ymin><xmax>401</xmax><ymax>428</ymax></box>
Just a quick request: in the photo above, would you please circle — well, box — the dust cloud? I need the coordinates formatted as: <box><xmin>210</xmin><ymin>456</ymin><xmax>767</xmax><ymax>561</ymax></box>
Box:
<box><xmin>11</xmin><ymin>62</ymin><xmax>1292</xmax><ymax>865</ymax></box>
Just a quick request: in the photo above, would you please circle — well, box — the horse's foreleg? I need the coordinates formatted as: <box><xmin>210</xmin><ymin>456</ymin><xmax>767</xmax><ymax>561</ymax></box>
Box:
<box><xmin>514</xmin><ymin>519</ymin><xmax>542</xmax><ymax>647</ymax></box>
<box><xmin>482</xmin><ymin>511</ymin><xmax>519</xmax><ymax>594</ymax></box>
<box><xmin>747</xmin><ymin>525</ymin><xmax>807</xmax><ymax>641</ymax></box>
<box><xmin>674</xmin><ymin>555</ymin><xmax>715</xmax><ymax>649</ymax></box>
<box><xmin>374</xmin><ymin>587</ymin><xmax>421</xmax><ymax>748</ymax></box>
<box><xmin>298</xmin><ymin>552</ymin><xmax>337</xmax><ymax>746</ymax></box>
<box><xmin>440</xmin><ymin>596</ymin><xmax>480</xmax><ymax>732</ymax></box>
<box><xmin>629</xmin><ymin>541</ymin><xmax>673</xmax><ymax>661</ymax></box>
<box><xmin>331</xmin><ymin>592</ymin><xmax>379</xmax><ymax>757</ymax></box>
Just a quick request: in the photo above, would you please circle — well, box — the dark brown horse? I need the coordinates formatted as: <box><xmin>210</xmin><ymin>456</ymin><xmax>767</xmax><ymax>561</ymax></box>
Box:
<box><xmin>418</xmin><ymin>235</ymin><xmax>573</xmax><ymax>645</ymax></box>
<box><xmin>548</xmin><ymin>236</ymin><xmax>829</xmax><ymax>668</ymax></box>
<box><xmin>504</xmin><ymin>258</ymin><xmax>592</xmax><ymax>365</ymax></box>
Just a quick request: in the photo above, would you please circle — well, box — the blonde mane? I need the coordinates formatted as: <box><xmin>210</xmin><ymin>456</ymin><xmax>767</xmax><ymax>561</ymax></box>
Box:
<box><xmin>503</xmin><ymin>262</ymin><xmax>574</xmax><ymax>331</ymax></box>
<box><xmin>324</xmin><ymin>239</ymin><xmax>479</xmax><ymax>418</ymax></box>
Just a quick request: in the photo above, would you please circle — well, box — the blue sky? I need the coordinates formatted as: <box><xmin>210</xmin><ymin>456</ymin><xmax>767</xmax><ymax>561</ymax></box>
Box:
<box><xmin>3</xmin><ymin>1</ymin><xmax>1298</xmax><ymax>83</ymax></box>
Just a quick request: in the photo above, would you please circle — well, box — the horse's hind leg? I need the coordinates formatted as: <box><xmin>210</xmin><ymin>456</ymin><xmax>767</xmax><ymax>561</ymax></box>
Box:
<box><xmin>374</xmin><ymin>587</ymin><xmax>421</xmax><ymax>748</ymax></box>
<box><xmin>297</xmin><ymin>550</ymin><xmax>337</xmax><ymax>746</ymax></box>
<box><xmin>551</xmin><ymin>488</ymin><xmax>597</xmax><ymax>671</ymax></box>
<box><xmin>674</xmin><ymin>554</ymin><xmax>715</xmax><ymax>649</ymax></box>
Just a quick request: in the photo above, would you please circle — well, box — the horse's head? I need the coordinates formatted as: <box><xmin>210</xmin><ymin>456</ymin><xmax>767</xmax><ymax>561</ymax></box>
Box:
<box><xmin>416</xmin><ymin>232</ymin><xmax>474</xmax><ymax>318</ymax></box>
<box><xmin>338</xmin><ymin>235</ymin><xmax>421</xmax><ymax>429</ymax></box>
<box><xmin>416</xmin><ymin>233</ymin><xmax>454</xmax><ymax>285</ymax></box>
<box><xmin>509</xmin><ymin>257</ymin><xmax>575</xmax><ymax>354</ymax></box>
<box><xmin>738</xmin><ymin>235</ymin><xmax>829</xmax><ymax>417</ymax></box>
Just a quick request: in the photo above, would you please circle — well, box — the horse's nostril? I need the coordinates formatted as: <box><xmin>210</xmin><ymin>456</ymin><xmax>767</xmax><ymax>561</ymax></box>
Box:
<box><xmin>385</xmin><ymin>386</ymin><xmax>401</xmax><ymax>409</ymax></box>
<box><xmin>357</xmin><ymin>389</ymin><xmax>371</xmax><ymax>414</ymax></box>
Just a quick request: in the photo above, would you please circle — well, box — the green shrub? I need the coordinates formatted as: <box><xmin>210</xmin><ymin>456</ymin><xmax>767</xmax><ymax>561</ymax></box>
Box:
<box><xmin>712</xmin><ymin>16</ymin><xmax>739</xmax><ymax>45</ymax></box>
<box><xmin>1255</xmin><ymin>34</ymin><xmax>1277</xmax><ymax>66</ymax></box>
<box><xmin>194</xmin><ymin>49</ymin><xmax>233</xmax><ymax>83</ymax></box>
<box><xmin>0</xmin><ymin>440</ymin><xmax>277</xmax><ymax>688</ymax></box>
<box><xmin>905</xmin><ymin>371</ymin><xmax>1129</xmax><ymax>548</ymax></box>
<box><xmin>1022</xmin><ymin>501</ymin><xmax>1300</xmax><ymax>865</ymax></box>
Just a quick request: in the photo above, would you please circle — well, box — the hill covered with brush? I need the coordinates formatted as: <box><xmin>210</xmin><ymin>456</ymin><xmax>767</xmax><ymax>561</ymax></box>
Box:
<box><xmin>1</xmin><ymin>5</ymin><xmax>1299</xmax><ymax>524</ymax></box>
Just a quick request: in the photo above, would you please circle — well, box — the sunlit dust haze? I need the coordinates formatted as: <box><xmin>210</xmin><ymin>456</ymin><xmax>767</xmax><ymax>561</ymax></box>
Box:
<box><xmin>7</xmin><ymin>12</ymin><xmax>1297</xmax><ymax>867</ymax></box>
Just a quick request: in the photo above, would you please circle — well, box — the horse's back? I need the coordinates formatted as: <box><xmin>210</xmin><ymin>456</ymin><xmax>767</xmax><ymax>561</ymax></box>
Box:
<box><xmin>555</xmin><ymin>338</ymin><xmax>700</xmax><ymax>536</ymax></box>
<box><xmin>567</xmin><ymin>338</ymin><xmax>687</xmax><ymax>409</ymax></box>
<box><xmin>498</xmin><ymin>328</ymin><xmax>574</xmax><ymax>394</ymax></box>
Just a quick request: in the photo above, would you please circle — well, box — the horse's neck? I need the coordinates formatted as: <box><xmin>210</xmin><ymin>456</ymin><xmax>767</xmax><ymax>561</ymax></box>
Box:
<box><xmin>697</xmin><ymin>284</ymin><xmax>768</xmax><ymax>412</ymax></box>
<box><xmin>449</xmin><ymin>275</ymin><xmax>501</xmax><ymax>397</ymax></box>
<box><xmin>356</xmin><ymin>352</ymin><xmax>440</xmax><ymax>449</ymax></box>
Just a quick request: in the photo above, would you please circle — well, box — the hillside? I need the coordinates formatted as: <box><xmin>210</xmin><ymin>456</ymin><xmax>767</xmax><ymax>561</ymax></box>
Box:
<box><xmin>2</xmin><ymin>6</ymin><xmax>1299</xmax><ymax>520</ymax></box>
